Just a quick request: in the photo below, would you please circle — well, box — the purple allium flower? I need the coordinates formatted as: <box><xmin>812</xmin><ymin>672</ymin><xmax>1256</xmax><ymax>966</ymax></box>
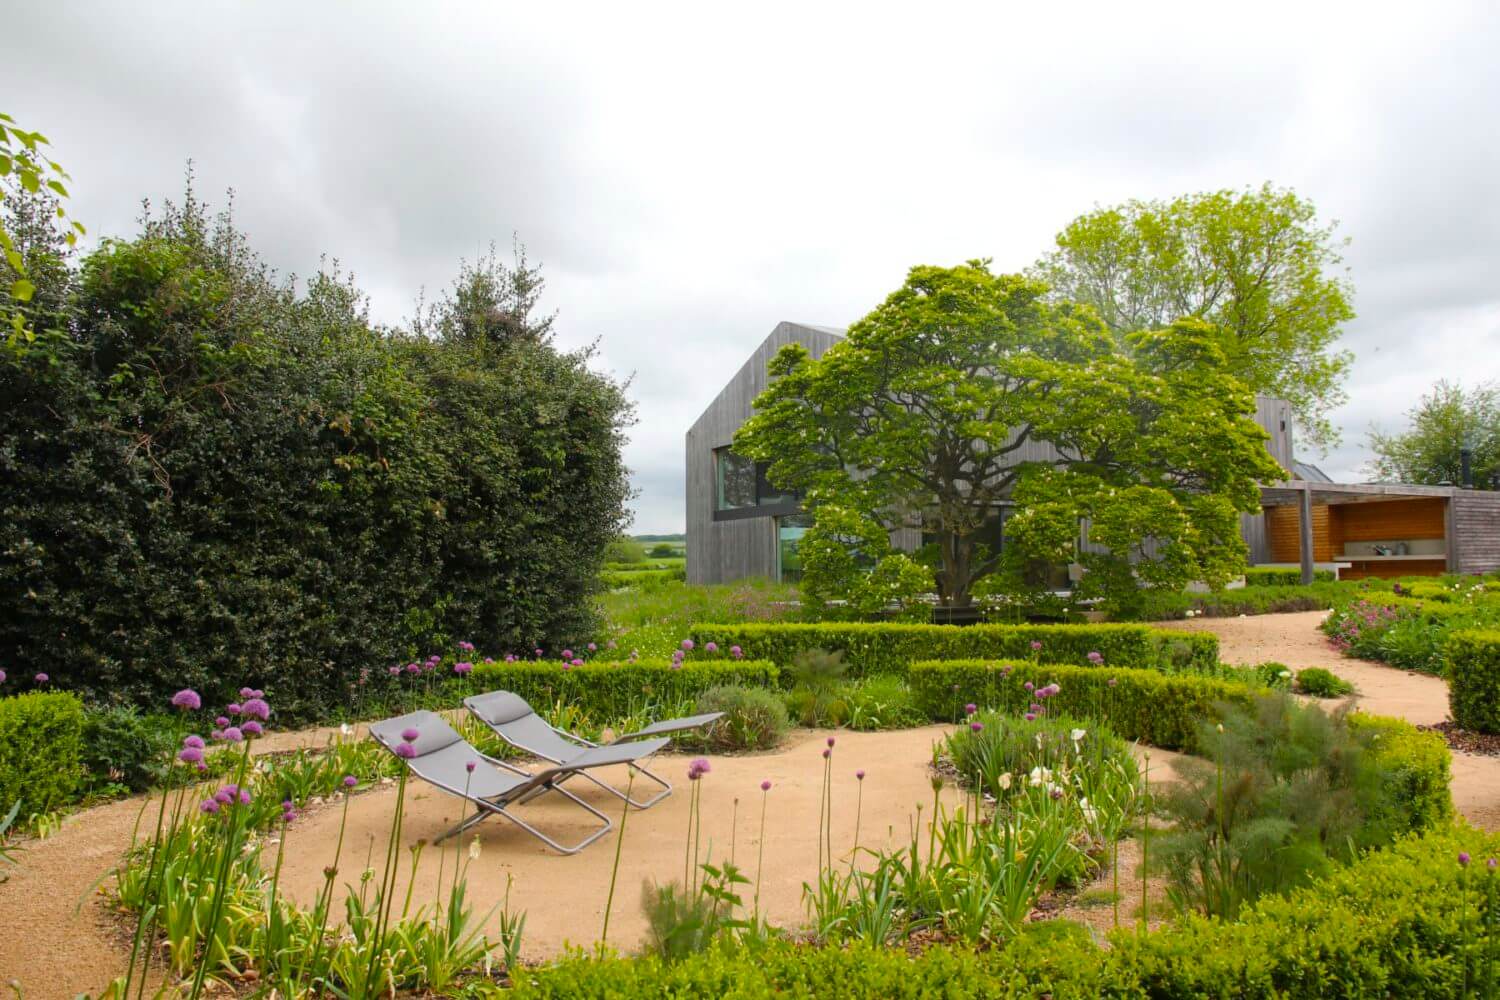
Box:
<box><xmin>401</xmin><ymin>727</ymin><xmax>420</xmax><ymax>742</ymax></box>
<box><xmin>505</xmin><ymin>654</ymin><xmax>516</xmax><ymax>663</ymax></box>
<box><xmin>459</xmin><ymin>641</ymin><xmax>475</xmax><ymax>652</ymax></box>
<box><xmin>214</xmin><ymin>789</ymin><xmax>233</xmax><ymax>805</ymax></box>
<box><xmin>406</xmin><ymin>663</ymin><xmax>420</xmax><ymax>675</ymax></box>
<box><xmin>1050</xmin><ymin>787</ymin><xmax>1064</xmax><ymax>800</ymax></box>
<box><xmin>571</xmin><ymin>658</ymin><xmax>584</xmax><ymax>667</ymax></box>
<box><xmin>241</xmin><ymin>698</ymin><xmax>270</xmax><ymax>721</ymax></box>
<box><xmin>466</xmin><ymin>760</ymin><xmax>477</xmax><ymax>773</ymax></box>
<box><xmin>282</xmin><ymin>809</ymin><xmax>296</xmax><ymax>823</ymax></box>
<box><xmin>687</xmin><ymin>757</ymin><xmax>711</xmax><ymax>780</ymax></box>
<box><xmin>34</xmin><ymin>673</ymin><xmax>48</xmax><ymax>684</ymax></box>
<box><xmin>822</xmin><ymin>748</ymin><xmax>831</xmax><ymax>759</ymax></box>
<box><xmin>562</xmin><ymin>649</ymin><xmax>574</xmax><ymax>659</ymax></box>
<box><xmin>394</xmin><ymin>742</ymin><xmax>417</xmax><ymax>759</ymax></box>
<box><xmin>343</xmin><ymin>775</ymin><xmax>358</xmax><ymax>788</ymax></box>
<box><xmin>1107</xmin><ymin>677</ymin><xmax>1118</xmax><ymax>688</ymax></box>
<box><xmin>970</xmin><ymin>721</ymin><xmax>984</xmax><ymax>733</ymax></box>
<box><xmin>239</xmin><ymin>789</ymin><xmax>251</xmax><ymax>805</ymax></box>
<box><xmin>681</xmin><ymin>639</ymin><xmax>695</xmax><ymax>651</ymax></box>
<box><xmin>1024</xmin><ymin>712</ymin><xmax>1037</xmax><ymax>722</ymax></box>
<box><xmin>827</xmin><ymin>736</ymin><xmax>836</xmax><ymax>748</ymax></box>
<box><xmin>454</xmin><ymin>661</ymin><xmax>473</xmax><ymax>675</ymax></box>
<box><xmin>761</xmin><ymin>779</ymin><xmax>772</xmax><ymax>791</ymax></box>
<box><xmin>856</xmin><ymin>769</ymin><xmax>866</xmax><ymax>780</ymax></box>
<box><xmin>171</xmin><ymin>689</ymin><xmax>202</xmax><ymax>711</ymax></box>
<box><xmin>388</xmin><ymin>665</ymin><xmax>401</xmax><ymax>676</ymax></box>
<box><xmin>1460</xmin><ymin>852</ymin><xmax>1472</xmax><ymax>867</ymax></box>
<box><xmin>178</xmin><ymin>746</ymin><xmax>204</xmax><ymax>764</ymax></box>
<box><xmin>282</xmin><ymin>799</ymin><xmax>294</xmax><ymax>810</ymax></box>
<box><xmin>1490</xmin><ymin>858</ymin><xmax>1497</xmax><ymax>871</ymax></box>
<box><xmin>216</xmin><ymin>715</ymin><xmax>230</xmax><ymax>727</ymax></box>
<box><xmin>200</xmin><ymin>799</ymin><xmax>220</xmax><ymax>814</ymax></box>
<box><xmin>1030</xmin><ymin>640</ymin><xmax>1043</xmax><ymax>651</ymax></box>
<box><xmin>730</xmin><ymin>645</ymin><xmax>742</xmax><ymax>658</ymax></box>
<box><xmin>0</xmin><ymin>669</ymin><xmax>6</xmax><ymax>683</ymax></box>
<box><xmin>251</xmin><ymin>689</ymin><xmax>263</xmax><ymax>699</ymax></box>
<box><xmin>197</xmin><ymin>762</ymin><xmax>208</xmax><ymax>773</ymax></box>
<box><xmin>242</xmin><ymin>720</ymin><xmax>263</xmax><ymax>737</ymax></box>
<box><xmin>226</xmin><ymin>703</ymin><xmax>242</xmax><ymax>716</ymax></box>
<box><xmin>964</xmin><ymin>703</ymin><xmax>977</xmax><ymax>716</ymax></box>
<box><xmin>588</xmin><ymin>642</ymin><xmax>598</xmax><ymax>652</ymax></box>
<box><xmin>220</xmin><ymin>726</ymin><xmax>244</xmax><ymax>743</ymax></box>
<box><xmin>210</xmin><ymin>729</ymin><xmax>223</xmax><ymax>741</ymax></box>
<box><xmin>239</xmin><ymin>687</ymin><xmax>255</xmax><ymax>699</ymax></box>
<box><xmin>535</xmin><ymin>648</ymin><xmax>544</xmax><ymax>657</ymax></box>
<box><xmin>1087</xmin><ymin>651</ymin><xmax>1104</xmax><ymax>664</ymax></box>
<box><xmin>561</xmin><ymin>663</ymin><xmax>572</xmax><ymax>671</ymax></box>
<box><xmin>182</xmin><ymin>734</ymin><xmax>205</xmax><ymax>749</ymax></box>
<box><xmin>1023</xmin><ymin>681</ymin><xmax>1034</xmax><ymax>692</ymax></box>
<box><xmin>705</xmin><ymin>642</ymin><xmax>718</xmax><ymax>653</ymax></box>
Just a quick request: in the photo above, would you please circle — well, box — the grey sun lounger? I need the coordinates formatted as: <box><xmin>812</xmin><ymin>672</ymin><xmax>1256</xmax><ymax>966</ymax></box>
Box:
<box><xmin>369</xmin><ymin>710</ymin><xmax>668</xmax><ymax>854</ymax></box>
<box><xmin>464</xmin><ymin>690</ymin><xmax>723</xmax><ymax>810</ymax></box>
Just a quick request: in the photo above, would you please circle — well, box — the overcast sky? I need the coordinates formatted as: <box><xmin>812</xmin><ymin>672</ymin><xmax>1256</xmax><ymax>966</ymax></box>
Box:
<box><xmin>7</xmin><ymin>2</ymin><xmax>1499</xmax><ymax>532</ymax></box>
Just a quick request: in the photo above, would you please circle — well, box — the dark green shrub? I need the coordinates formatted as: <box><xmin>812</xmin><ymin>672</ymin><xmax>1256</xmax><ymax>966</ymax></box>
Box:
<box><xmin>648</xmin><ymin>543</ymin><xmax>679</xmax><ymax>559</ymax></box>
<box><xmin>80</xmin><ymin>705</ymin><xmax>178</xmax><ymax>793</ymax></box>
<box><xmin>604</xmin><ymin>538</ymin><xmax>646</xmax><ymax>564</ymax></box>
<box><xmin>0</xmin><ymin>691</ymin><xmax>85</xmax><ymax>816</ymax></box>
<box><xmin>1295</xmin><ymin>666</ymin><xmax>1354</xmax><ymax>698</ymax></box>
<box><xmin>0</xmin><ymin>194</ymin><xmax>633</xmax><ymax>720</ymax></box>
<box><xmin>465</xmin><ymin>660</ymin><xmax>779</xmax><ymax>723</ymax></box>
<box><xmin>1349</xmin><ymin>712</ymin><xmax>1453</xmax><ymax>836</ymax></box>
<box><xmin>690</xmin><ymin>686</ymin><xmax>789</xmax><ymax>752</ymax></box>
<box><xmin>1448</xmin><ymin>629</ymin><xmax>1500</xmax><ymax>733</ymax></box>
<box><xmin>1242</xmin><ymin>567</ymin><xmax>1336</xmax><ymax>586</ymax></box>
<box><xmin>689</xmin><ymin>622</ymin><xmax>1218</xmax><ymax>679</ymax></box>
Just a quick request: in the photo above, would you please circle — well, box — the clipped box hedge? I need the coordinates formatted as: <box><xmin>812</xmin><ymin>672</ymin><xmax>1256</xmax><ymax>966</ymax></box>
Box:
<box><xmin>688</xmin><ymin>622</ymin><xmax>1218</xmax><ymax>680</ymax></box>
<box><xmin>0</xmin><ymin>691</ymin><xmax>86</xmax><ymax>817</ymax></box>
<box><xmin>518</xmin><ymin>826</ymin><xmax>1498</xmax><ymax>998</ymax></box>
<box><xmin>1242</xmin><ymin>566</ymin><xmax>1336</xmax><ymax>586</ymax></box>
<box><xmin>911</xmin><ymin>659</ymin><xmax>1451</xmax><ymax>831</ymax></box>
<box><xmin>465</xmin><ymin>660</ymin><xmax>778</xmax><ymax>720</ymax></box>
<box><xmin>910</xmin><ymin>659</ymin><xmax>1256</xmax><ymax>752</ymax></box>
<box><xmin>1448</xmin><ymin>629</ymin><xmax>1500</xmax><ymax>733</ymax></box>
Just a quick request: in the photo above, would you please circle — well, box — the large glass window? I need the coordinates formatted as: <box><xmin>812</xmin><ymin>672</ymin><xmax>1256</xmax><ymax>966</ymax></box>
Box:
<box><xmin>777</xmin><ymin>514</ymin><xmax>814</xmax><ymax>582</ymax></box>
<box><xmin>714</xmin><ymin>448</ymin><xmax>801</xmax><ymax>512</ymax></box>
<box><xmin>715</xmin><ymin>448</ymin><xmax>757</xmax><ymax>510</ymax></box>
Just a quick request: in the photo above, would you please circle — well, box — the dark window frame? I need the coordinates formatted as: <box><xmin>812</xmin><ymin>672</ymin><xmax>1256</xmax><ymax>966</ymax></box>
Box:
<box><xmin>712</xmin><ymin>446</ymin><xmax>804</xmax><ymax>520</ymax></box>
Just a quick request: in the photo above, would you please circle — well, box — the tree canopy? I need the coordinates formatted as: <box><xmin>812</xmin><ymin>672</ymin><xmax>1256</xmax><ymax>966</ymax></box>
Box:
<box><xmin>1367</xmin><ymin>380</ymin><xmax>1499</xmax><ymax>488</ymax></box>
<box><xmin>734</xmin><ymin>261</ymin><xmax>1283</xmax><ymax>612</ymax></box>
<box><xmin>1032</xmin><ymin>184</ymin><xmax>1354</xmax><ymax>451</ymax></box>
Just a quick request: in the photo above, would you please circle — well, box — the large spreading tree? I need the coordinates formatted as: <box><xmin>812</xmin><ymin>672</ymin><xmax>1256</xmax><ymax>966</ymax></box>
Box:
<box><xmin>1367</xmin><ymin>379</ymin><xmax>1499</xmax><ymax>488</ymax></box>
<box><xmin>734</xmin><ymin>261</ymin><xmax>1283</xmax><ymax>611</ymax></box>
<box><xmin>1032</xmin><ymin>184</ymin><xmax>1354</xmax><ymax>451</ymax></box>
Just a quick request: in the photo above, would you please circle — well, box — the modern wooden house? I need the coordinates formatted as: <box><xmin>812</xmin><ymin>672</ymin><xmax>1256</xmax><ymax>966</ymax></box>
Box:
<box><xmin>687</xmin><ymin>322</ymin><xmax>1500</xmax><ymax>586</ymax></box>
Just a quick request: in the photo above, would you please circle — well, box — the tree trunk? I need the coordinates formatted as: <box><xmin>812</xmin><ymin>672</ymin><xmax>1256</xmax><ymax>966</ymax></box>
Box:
<box><xmin>940</xmin><ymin>531</ymin><xmax>974</xmax><ymax>608</ymax></box>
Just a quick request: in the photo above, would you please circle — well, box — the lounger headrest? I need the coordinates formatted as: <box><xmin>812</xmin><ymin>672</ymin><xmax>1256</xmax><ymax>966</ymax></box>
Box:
<box><xmin>369</xmin><ymin>710</ymin><xmax>464</xmax><ymax>757</ymax></box>
<box><xmin>466</xmin><ymin>690</ymin><xmax>537</xmax><ymax>726</ymax></box>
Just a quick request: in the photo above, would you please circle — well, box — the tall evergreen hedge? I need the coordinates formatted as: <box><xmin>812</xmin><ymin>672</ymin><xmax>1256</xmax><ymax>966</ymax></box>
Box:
<box><xmin>0</xmin><ymin>195</ymin><xmax>633</xmax><ymax>719</ymax></box>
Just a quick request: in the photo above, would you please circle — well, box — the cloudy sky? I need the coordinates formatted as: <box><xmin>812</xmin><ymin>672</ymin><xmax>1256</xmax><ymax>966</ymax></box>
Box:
<box><xmin>7</xmin><ymin>2</ymin><xmax>1498</xmax><ymax>532</ymax></box>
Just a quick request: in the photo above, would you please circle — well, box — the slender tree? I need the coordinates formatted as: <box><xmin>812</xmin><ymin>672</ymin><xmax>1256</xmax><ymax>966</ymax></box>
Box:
<box><xmin>1367</xmin><ymin>380</ymin><xmax>1499</xmax><ymax>488</ymax></box>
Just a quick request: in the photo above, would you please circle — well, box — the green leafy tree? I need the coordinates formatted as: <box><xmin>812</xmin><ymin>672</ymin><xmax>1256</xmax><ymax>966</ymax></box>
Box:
<box><xmin>794</xmin><ymin>505</ymin><xmax>932</xmax><ymax>619</ymax></box>
<box><xmin>414</xmin><ymin>237</ymin><xmax>555</xmax><ymax>352</ymax></box>
<box><xmin>1</xmin><ymin>112</ymin><xmax>85</xmax><ymax>346</ymax></box>
<box><xmin>735</xmin><ymin>262</ymin><xmax>1281</xmax><ymax>611</ymax></box>
<box><xmin>1367</xmin><ymin>380</ymin><xmax>1499</xmax><ymax>488</ymax></box>
<box><xmin>1032</xmin><ymin>184</ymin><xmax>1354</xmax><ymax>450</ymax></box>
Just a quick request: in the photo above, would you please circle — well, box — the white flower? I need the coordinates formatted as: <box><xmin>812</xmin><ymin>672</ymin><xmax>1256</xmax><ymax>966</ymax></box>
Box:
<box><xmin>1070</xmin><ymin>728</ymin><xmax>1087</xmax><ymax>743</ymax></box>
<box><xmin>1279</xmin><ymin>670</ymin><xmax>1292</xmax><ymax>679</ymax></box>
<box><xmin>998</xmin><ymin>772</ymin><xmax>1012</xmax><ymax>790</ymax></box>
<box><xmin>469</xmin><ymin>836</ymin><xmax>482</xmax><ymax>860</ymax></box>
<box><xmin>340</xmin><ymin>723</ymin><xmax>353</xmax><ymax>736</ymax></box>
<box><xmin>1028</xmin><ymin>765</ymin><xmax>1052</xmax><ymax>786</ymax></box>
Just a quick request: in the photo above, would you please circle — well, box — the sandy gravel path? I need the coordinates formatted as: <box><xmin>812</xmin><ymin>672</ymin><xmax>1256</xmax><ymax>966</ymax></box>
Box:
<box><xmin>1158</xmin><ymin>610</ymin><xmax>1500</xmax><ymax>829</ymax></box>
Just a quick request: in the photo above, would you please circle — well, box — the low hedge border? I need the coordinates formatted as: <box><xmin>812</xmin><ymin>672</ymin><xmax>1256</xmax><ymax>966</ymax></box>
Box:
<box><xmin>517</xmin><ymin>826</ymin><xmax>1497</xmax><ymax>998</ymax></box>
<box><xmin>1448</xmin><ymin>629</ymin><xmax>1500</xmax><ymax>733</ymax></box>
<box><xmin>911</xmin><ymin>659</ymin><xmax>1451</xmax><ymax>833</ymax></box>
<box><xmin>687</xmin><ymin>622</ymin><xmax>1218</xmax><ymax>680</ymax></box>
<box><xmin>1242</xmin><ymin>567</ymin><xmax>1337</xmax><ymax>586</ymax></box>
<box><xmin>0</xmin><ymin>691</ymin><xmax>86</xmax><ymax>816</ymax></box>
<box><xmin>464</xmin><ymin>660</ymin><xmax>779</xmax><ymax>721</ymax></box>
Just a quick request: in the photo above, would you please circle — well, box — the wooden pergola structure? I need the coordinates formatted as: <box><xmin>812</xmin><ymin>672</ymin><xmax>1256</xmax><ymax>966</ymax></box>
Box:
<box><xmin>1257</xmin><ymin>480</ymin><xmax>1499</xmax><ymax>583</ymax></box>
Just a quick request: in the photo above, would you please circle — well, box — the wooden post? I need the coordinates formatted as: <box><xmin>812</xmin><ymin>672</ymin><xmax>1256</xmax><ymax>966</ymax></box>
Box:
<box><xmin>1299</xmin><ymin>484</ymin><xmax>1315</xmax><ymax>586</ymax></box>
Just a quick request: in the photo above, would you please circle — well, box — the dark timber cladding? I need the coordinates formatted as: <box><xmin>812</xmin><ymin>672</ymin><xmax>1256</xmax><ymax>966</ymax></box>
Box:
<box><xmin>686</xmin><ymin>323</ymin><xmax>845</xmax><ymax>584</ymax></box>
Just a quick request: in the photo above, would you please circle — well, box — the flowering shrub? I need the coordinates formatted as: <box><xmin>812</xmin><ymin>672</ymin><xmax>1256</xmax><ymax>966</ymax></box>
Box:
<box><xmin>1324</xmin><ymin>591</ymin><xmax>1500</xmax><ymax>674</ymax></box>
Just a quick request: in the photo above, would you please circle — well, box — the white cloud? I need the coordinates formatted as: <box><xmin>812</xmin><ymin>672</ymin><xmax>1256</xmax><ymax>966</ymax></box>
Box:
<box><xmin>5</xmin><ymin>0</ymin><xmax>1498</xmax><ymax>531</ymax></box>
